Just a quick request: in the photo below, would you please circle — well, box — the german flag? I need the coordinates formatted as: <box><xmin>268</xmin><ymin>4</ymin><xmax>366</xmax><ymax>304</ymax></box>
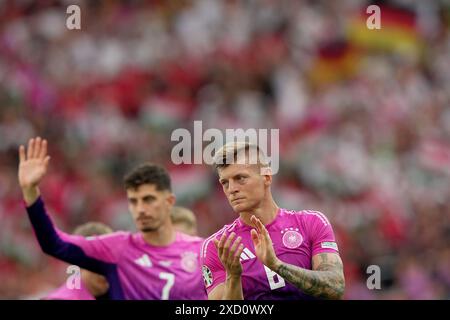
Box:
<box><xmin>347</xmin><ymin>4</ymin><xmax>424</xmax><ymax>56</ymax></box>
<box><xmin>307</xmin><ymin>40</ymin><xmax>361</xmax><ymax>87</ymax></box>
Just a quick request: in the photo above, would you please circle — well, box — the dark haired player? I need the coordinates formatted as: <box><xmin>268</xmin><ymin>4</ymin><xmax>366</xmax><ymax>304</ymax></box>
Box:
<box><xmin>18</xmin><ymin>137</ymin><xmax>206</xmax><ymax>300</ymax></box>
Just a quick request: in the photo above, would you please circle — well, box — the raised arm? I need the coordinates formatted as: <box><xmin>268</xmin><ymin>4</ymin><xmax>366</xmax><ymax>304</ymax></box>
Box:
<box><xmin>18</xmin><ymin>137</ymin><xmax>50</xmax><ymax>206</ymax></box>
<box><xmin>250</xmin><ymin>215</ymin><xmax>345</xmax><ymax>299</ymax></box>
<box><xmin>18</xmin><ymin>137</ymin><xmax>122</xmax><ymax>274</ymax></box>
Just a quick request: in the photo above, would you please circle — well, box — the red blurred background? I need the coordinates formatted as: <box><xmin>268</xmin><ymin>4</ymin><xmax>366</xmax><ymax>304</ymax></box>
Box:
<box><xmin>0</xmin><ymin>0</ymin><xmax>449</xmax><ymax>299</ymax></box>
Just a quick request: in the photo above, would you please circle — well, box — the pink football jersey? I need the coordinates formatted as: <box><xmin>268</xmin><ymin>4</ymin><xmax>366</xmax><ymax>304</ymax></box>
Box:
<box><xmin>27</xmin><ymin>197</ymin><xmax>207</xmax><ymax>300</ymax></box>
<box><xmin>44</xmin><ymin>281</ymin><xmax>95</xmax><ymax>300</ymax></box>
<box><xmin>201</xmin><ymin>208</ymin><xmax>340</xmax><ymax>300</ymax></box>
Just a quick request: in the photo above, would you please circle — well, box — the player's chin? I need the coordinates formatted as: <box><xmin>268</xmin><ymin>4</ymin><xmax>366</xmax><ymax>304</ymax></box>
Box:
<box><xmin>231</xmin><ymin>202</ymin><xmax>251</xmax><ymax>213</ymax></box>
<box><xmin>138</xmin><ymin>222</ymin><xmax>160</xmax><ymax>233</ymax></box>
<box><xmin>141</xmin><ymin>226</ymin><xmax>159</xmax><ymax>233</ymax></box>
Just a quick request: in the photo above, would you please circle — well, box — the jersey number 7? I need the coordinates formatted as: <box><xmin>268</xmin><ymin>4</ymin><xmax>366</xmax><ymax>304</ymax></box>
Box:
<box><xmin>159</xmin><ymin>272</ymin><xmax>175</xmax><ymax>300</ymax></box>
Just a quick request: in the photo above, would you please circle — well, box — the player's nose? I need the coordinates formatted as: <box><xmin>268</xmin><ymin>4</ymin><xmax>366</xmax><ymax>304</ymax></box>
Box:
<box><xmin>228</xmin><ymin>183</ymin><xmax>239</xmax><ymax>195</ymax></box>
<box><xmin>136</xmin><ymin>202</ymin><xmax>150</xmax><ymax>216</ymax></box>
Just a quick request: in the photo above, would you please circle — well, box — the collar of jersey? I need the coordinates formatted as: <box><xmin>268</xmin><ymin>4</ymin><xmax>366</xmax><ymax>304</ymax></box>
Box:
<box><xmin>236</xmin><ymin>207</ymin><xmax>283</xmax><ymax>230</ymax></box>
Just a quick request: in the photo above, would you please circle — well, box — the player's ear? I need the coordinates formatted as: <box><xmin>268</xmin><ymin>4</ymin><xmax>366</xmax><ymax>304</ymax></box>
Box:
<box><xmin>166</xmin><ymin>193</ymin><xmax>176</xmax><ymax>206</ymax></box>
<box><xmin>264</xmin><ymin>174</ymin><xmax>272</xmax><ymax>186</ymax></box>
<box><xmin>261</xmin><ymin>167</ymin><xmax>272</xmax><ymax>186</ymax></box>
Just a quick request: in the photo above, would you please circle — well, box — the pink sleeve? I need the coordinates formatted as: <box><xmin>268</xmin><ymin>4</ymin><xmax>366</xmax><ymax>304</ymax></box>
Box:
<box><xmin>57</xmin><ymin>230</ymin><xmax>129</xmax><ymax>264</ymax></box>
<box><xmin>304</xmin><ymin>211</ymin><xmax>340</xmax><ymax>256</ymax></box>
<box><xmin>200</xmin><ymin>236</ymin><xmax>226</xmax><ymax>295</ymax></box>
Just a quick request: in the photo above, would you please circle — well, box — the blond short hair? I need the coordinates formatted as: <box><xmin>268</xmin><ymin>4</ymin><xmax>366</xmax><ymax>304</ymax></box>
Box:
<box><xmin>171</xmin><ymin>206</ymin><xmax>198</xmax><ymax>236</ymax></box>
<box><xmin>73</xmin><ymin>222</ymin><xmax>113</xmax><ymax>237</ymax></box>
<box><xmin>213</xmin><ymin>141</ymin><xmax>270</xmax><ymax>172</ymax></box>
<box><xmin>171</xmin><ymin>206</ymin><xmax>197</xmax><ymax>228</ymax></box>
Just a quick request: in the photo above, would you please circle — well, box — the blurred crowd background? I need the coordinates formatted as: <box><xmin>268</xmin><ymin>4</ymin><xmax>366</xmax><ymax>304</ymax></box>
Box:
<box><xmin>0</xmin><ymin>0</ymin><xmax>449</xmax><ymax>299</ymax></box>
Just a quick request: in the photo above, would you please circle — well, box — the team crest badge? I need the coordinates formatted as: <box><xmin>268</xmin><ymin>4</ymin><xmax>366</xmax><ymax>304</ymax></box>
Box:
<box><xmin>281</xmin><ymin>228</ymin><xmax>303</xmax><ymax>249</ymax></box>
<box><xmin>180</xmin><ymin>251</ymin><xmax>198</xmax><ymax>273</ymax></box>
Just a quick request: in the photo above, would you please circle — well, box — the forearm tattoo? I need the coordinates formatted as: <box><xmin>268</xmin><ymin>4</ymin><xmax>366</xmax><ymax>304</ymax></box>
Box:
<box><xmin>276</xmin><ymin>253</ymin><xmax>345</xmax><ymax>299</ymax></box>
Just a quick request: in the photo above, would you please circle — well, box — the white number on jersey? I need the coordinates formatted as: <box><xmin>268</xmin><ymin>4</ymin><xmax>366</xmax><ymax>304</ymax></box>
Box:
<box><xmin>159</xmin><ymin>272</ymin><xmax>175</xmax><ymax>300</ymax></box>
<box><xmin>264</xmin><ymin>265</ymin><xmax>286</xmax><ymax>290</ymax></box>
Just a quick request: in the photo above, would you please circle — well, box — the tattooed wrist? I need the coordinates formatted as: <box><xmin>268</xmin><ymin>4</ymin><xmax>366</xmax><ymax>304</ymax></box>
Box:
<box><xmin>275</xmin><ymin>254</ymin><xmax>345</xmax><ymax>299</ymax></box>
<box><xmin>266</xmin><ymin>258</ymin><xmax>282</xmax><ymax>272</ymax></box>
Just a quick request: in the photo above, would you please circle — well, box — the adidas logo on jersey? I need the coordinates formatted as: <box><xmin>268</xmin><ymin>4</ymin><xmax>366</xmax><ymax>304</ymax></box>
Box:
<box><xmin>135</xmin><ymin>254</ymin><xmax>153</xmax><ymax>267</ymax></box>
<box><xmin>159</xmin><ymin>260</ymin><xmax>172</xmax><ymax>267</ymax></box>
<box><xmin>239</xmin><ymin>247</ymin><xmax>256</xmax><ymax>262</ymax></box>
